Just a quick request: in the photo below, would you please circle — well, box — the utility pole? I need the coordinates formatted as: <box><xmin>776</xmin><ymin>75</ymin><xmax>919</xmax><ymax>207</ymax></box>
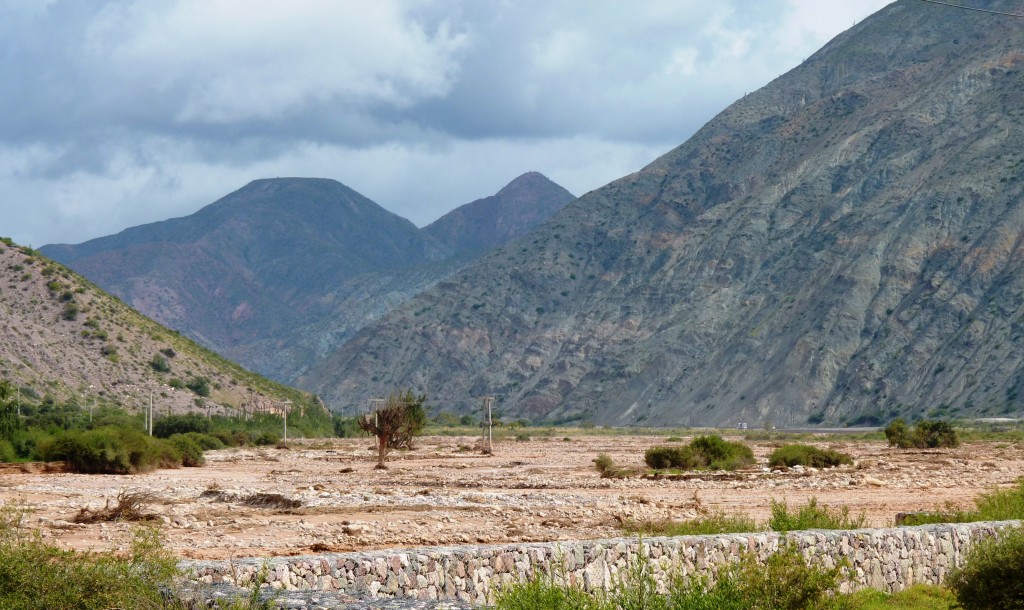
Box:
<box><xmin>369</xmin><ymin>398</ymin><xmax>385</xmax><ymax>456</ymax></box>
<box><xmin>482</xmin><ymin>396</ymin><xmax>494</xmax><ymax>454</ymax></box>
<box><xmin>148</xmin><ymin>390</ymin><xmax>154</xmax><ymax>435</ymax></box>
<box><xmin>282</xmin><ymin>400</ymin><xmax>292</xmax><ymax>444</ymax></box>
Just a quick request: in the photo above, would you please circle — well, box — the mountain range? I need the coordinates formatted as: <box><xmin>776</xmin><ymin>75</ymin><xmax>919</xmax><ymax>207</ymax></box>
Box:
<box><xmin>40</xmin><ymin>172</ymin><xmax>575</xmax><ymax>384</ymax></box>
<box><xmin>301</xmin><ymin>0</ymin><xmax>1024</xmax><ymax>426</ymax></box>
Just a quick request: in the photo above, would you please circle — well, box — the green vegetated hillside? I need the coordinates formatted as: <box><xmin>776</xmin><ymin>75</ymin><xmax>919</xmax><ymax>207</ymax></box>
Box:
<box><xmin>305</xmin><ymin>0</ymin><xmax>1024</xmax><ymax>427</ymax></box>
<box><xmin>0</xmin><ymin>238</ymin><xmax>319</xmax><ymax>419</ymax></box>
<box><xmin>40</xmin><ymin>173</ymin><xmax>575</xmax><ymax>384</ymax></box>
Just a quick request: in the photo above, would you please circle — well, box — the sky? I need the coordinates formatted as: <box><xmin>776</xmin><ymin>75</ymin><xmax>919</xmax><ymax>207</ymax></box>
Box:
<box><xmin>1</xmin><ymin>0</ymin><xmax>893</xmax><ymax>247</ymax></box>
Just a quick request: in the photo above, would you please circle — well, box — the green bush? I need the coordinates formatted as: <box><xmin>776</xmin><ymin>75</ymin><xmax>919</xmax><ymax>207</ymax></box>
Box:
<box><xmin>0</xmin><ymin>439</ymin><xmax>16</xmax><ymax>462</ymax></box>
<box><xmin>149</xmin><ymin>354</ymin><xmax>171</xmax><ymax>373</ymax></box>
<box><xmin>253</xmin><ymin>431</ymin><xmax>279</xmax><ymax>446</ymax></box>
<box><xmin>948</xmin><ymin>526</ymin><xmax>1024</xmax><ymax>610</ymax></box>
<box><xmin>594</xmin><ymin>453</ymin><xmax>615</xmax><ymax>475</ymax></box>
<box><xmin>768</xmin><ymin>444</ymin><xmax>853</xmax><ymax>469</ymax></box>
<box><xmin>185</xmin><ymin>376</ymin><xmax>211</xmax><ymax>397</ymax></box>
<box><xmin>690</xmin><ymin>435</ymin><xmax>755</xmax><ymax>470</ymax></box>
<box><xmin>769</xmin><ymin>497</ymin><xmax>866</xmax><ymax>532</ymax></box>
<box><xmin>176</xmin><ymin>432</ymin><xmax>225</xmax><ymax>451</ymax></box>
<box><xmin>884</xmin><ymin>418</ymin><xmax>959</xmax><ymax>449</ymax></box>
<box><xmin>43</xmin><ymin>427</ymin><xmax>180</xmax><ymax>474</ymax></box>
<box><xmin>153</xmin><ymin>413</ymin><xmax>212</xmax><ymax>438</ymax></box>
<box><xmin>61</xmin><ymin>302</ymin><xmax>79</xmax><ymax>321</ymax></box>
<box><xmin>915</xmin><ymin>420</ymin><xmax>960</xmax><ymax>448</ymax></box>
<box><xmin>168</xmin><ymin>434</ymin><xmax>205</xmax><ymax>467</ymax></box>
<box><xmin>644</xmin><ymin>445</ymin><xmax>696</xmax><ymax>469</ymax></box>
<box><xmin>644</xmin><ymin>436</ymin><xmax>754</xmax><ymax>471</ymax></box>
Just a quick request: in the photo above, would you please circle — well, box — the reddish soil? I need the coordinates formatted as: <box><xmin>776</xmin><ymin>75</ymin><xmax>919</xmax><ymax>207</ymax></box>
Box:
<box><xmin>1</xmin><ymin>434</ymin><xmax>1021</xmax><ymax>560</ymax></box>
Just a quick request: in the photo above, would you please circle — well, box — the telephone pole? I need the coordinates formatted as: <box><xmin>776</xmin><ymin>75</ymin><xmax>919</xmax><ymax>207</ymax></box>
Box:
<box><xmin>481</xmin><ymin>396</ymin><xmax>494</xmax><ymax>454</ymax></box>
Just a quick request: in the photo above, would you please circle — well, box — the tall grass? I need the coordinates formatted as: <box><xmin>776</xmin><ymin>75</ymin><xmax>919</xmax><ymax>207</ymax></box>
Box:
<box><xmin>493</xmin><ymin>543</ymin><xmax>847</xmax><ymax>610</ymax></box>
<box><xmin>0</xmin><ymin>502</ymin><xmax>273</xmax><ymax>609</ymax></box>
<box><xmin>900</xmin><ymin>479</ymin><xmax>1024</xmax><ymax>526</ymax></box>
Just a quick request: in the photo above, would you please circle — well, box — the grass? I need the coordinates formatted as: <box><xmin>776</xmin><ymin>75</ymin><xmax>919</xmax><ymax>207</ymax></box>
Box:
<box><xmin>0</xmin><ymin>501</ymin><xmax>274</xmax><ymax>609</ymax></box>
<box><xmin>626</xmin><ymin>496</ymin><xmax>866</xmax><ymax>538</ymax></box>
<box><xmin>846</xmin><ymin>585</ymin><xmax>955</xmax><ymax>610</ymax></box>
<box><xmin>769</xmin><ymin>497</ymin><xmax>867</xmax><ymax>532</ymax></box>
<box><xmin>898</xmin><ymin>478</ymin><xmax>1024</xmax><ymax>526</ymax></box>
<box><xmin>494</xmin><ymin>543</ymin><xmax>849</xmax><ymax>610</ymax></box>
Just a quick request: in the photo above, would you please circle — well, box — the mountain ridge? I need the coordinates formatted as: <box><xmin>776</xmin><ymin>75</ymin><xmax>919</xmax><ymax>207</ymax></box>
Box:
<box><xmin>41</xmin><ymin>173</ymin><xmax>575</xmax><ymax>383</ymax></box>
<box><xmin>303</xmin><ymin>0</ymin><xmax>1024</xmax><ymax>426</ymax></box>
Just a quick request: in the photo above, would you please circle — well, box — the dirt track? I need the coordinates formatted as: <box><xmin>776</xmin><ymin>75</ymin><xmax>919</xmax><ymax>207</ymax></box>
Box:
<box><xmin>1</xmin><ymin>434</ymin><xmax>1021</xmax><ymax>559</ymax></box>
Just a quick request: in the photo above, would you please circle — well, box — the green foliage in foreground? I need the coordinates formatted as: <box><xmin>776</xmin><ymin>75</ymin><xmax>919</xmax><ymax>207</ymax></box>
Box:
<box><xmin>0</xmin><ymin>503</ymin><xmax>272</xmax><ymax>609</ymax></box>
<box><xmin>769</xmin><ymin>444</ymin><xmax>854</xmax><ymax>469</ymax></box>
<box><xmin>845</xmin><ymin>585</ymin><xmax>954</xmax><ymax>610</ymax></box>
<box><xmin>948</xmin><ymin>526</ymin><xmax>1024</xmax><ymax>610</ymax></box>
<box><xmin>644</xmin><ymin>435</ymin><xmax>755</xmax><ymax>471</ymax></box>
<box><xmin>494</xmin><ymin>543</ymin><xmax>847</xmax><ymax>610</ymax></box>
<box><xmin>898</xmin><ymin>479</ymin><xmax>1024</xmax><ymax>526</ymax></box>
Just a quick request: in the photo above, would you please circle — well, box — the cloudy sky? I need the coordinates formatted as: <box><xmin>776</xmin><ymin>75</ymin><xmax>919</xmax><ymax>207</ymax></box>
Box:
<box><xmin>2</xmin><ymin>0</ymin><xmax>893</xmax><ymax>247</ymax></box>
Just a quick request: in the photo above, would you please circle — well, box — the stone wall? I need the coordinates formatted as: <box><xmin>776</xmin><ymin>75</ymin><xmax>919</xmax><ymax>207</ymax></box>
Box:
<box><xmin>183</xmin><ymin>521</ymin><xmax>1018</xmax><ymax>604</ymax></box>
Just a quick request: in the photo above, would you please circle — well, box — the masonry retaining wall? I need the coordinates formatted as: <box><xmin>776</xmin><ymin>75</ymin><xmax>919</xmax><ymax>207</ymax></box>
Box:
<box><xmin>183</xmin><ymin>521</ymin><xmax>1019</xmax><ymax>604</ymax></box>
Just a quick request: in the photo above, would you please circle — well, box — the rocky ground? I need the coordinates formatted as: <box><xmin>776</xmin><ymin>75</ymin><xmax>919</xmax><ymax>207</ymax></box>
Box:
<box><xmin>0</xmin><ymin>434</ymin><xmax>1021</xmax><ymax>560</ymax></box>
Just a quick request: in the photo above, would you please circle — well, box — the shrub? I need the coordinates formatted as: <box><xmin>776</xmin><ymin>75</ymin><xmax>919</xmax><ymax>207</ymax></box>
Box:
<box><xmin>769</xmin><ymin>497</ymin><xmax>866</xmax><ymax>532</ymax></box>
<box><xmin>168</xmin><ymin>434</ymin><xmax>205</xmax><ymax>467</ymax></box>
<box><xmin>168</xmin><ymin>378</ymin><xmax>185</xmax><ymax>390</ymax></box>
<box><xmin>43</xmin><ymin>427</ymin><xmax>180</xmax><ymax>474</ymax></box>
<box><xmin>915</xmin><ymin>420</ymin><xmax>960</xmax><ymax>448</ymax></box>
<box><xmin>644</xmin><ymin>445</ymin><xmax>696</xmax><ymax>469</ymax></box>
<box><xmin>885</xmin><ymin>418</ymin><xmax>959</xmax><ymax>449</ymax></box>
<box><xmin>185</xmin><ymin>376</ymin><xmax>211</xmax><ymax>397</ymax></box>
<box><xmin>768</xmin><ymin>444</ymin><xmax>853</xmax><ymax>469</ymax></box>
<box><xmin>253</xmin><ymin>431</ymin><xmax>279</xmax><ymax>446</ymax></box>
<box><xmin>61</xmin><ymin>302</ymin><xmax>79</xmax><ymax>321</ymax></box>
<box><xmin>515</xmin><ymin>432</ymin><xmax>531</xmax><ymax>442</ymax></box>
<box><xmin>176</xmin><ymin>432</ymin><xmax>225</xmax><ymax>451</ymax></box>
<box><xmin>948</xmin><ymin>526</ymin><xmax>1024</xmax><ymax>610</ymax></box>
<box><xmin>153</xmin><ymin>413</ymin><xmax>212</xmax><ymax>438</ymax></box>
<box><xmin>0</xmin><ymin>439</ymin><xmax>15</xmax><ymax>463</ymax></box>
<box><xmin>594</xmin><ymin>453</ymin><xmax>615</xmax><ymax>476</ymax></box>
<box><xmin>149</xmin><ymin>354</ymin><xmax>171</xmax><ymax>373</ymax></box>
<box><xmin>690</xmin><ymin>435</ymin><xmax>755</xmax><ymax>470</ymax></box>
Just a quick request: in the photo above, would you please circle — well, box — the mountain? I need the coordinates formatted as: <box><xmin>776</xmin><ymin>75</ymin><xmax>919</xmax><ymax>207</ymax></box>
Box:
<box><xmin>0</xmin><ymin>238</ymin><xmax>317</xmax><ymax>415</ymax></box>
<box><xmin>424</xmin><ymin>172</ymin><xmax>576</xmax><ymax>255</ymax></box>
<box><xmin>41</xmin><ymin>174</ymin><xmax>574</xmax><ymax>383</ymax></box>
<box><xmin>303</xmin><ymin>0</ymin><xmax>1024</xmax><ymax>427</ymax></box>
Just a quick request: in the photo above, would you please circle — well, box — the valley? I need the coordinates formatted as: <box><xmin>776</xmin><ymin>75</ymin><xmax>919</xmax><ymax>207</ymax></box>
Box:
<box><xmin>5</xmin><ymin>433</ymin><xmax>1020</xmax><ymax>560</ymax></box>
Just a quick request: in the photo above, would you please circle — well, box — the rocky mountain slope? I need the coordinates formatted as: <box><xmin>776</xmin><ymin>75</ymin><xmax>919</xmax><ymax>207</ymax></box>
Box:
<box><xmin>304</xmin><ymin>0</ymin><xmax>1024</xmax><ymax>427</ymax></box>
<box><xmin>41</xmin><ymin>174</ymin><xmax>574</xmax><ymax>383</ymax></box>
<box><xmin>0</xmin><ymin>238</ymin><xmax>317</xmax><ymax>415</ymax></box>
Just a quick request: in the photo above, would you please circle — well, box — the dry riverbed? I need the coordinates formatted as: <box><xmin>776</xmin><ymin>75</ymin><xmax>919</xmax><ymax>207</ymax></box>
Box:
<box><xmin>1</xmin><ymin>434</ymin><xmax>1021</xmax><ymax>560</ymax></box>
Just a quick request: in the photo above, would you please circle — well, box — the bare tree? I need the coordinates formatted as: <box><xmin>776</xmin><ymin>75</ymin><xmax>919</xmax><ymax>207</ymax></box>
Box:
<box><xmin>358</xmin><ymin>390</ymin><xmax>426</xmax><ymax>469</ymax></box>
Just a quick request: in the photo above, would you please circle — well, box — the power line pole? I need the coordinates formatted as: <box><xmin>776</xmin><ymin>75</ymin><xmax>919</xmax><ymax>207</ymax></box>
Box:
<box><xmin>482</xmin><ymin>396</ymin><xmax>494</xmax><ymax>454</ymax></box>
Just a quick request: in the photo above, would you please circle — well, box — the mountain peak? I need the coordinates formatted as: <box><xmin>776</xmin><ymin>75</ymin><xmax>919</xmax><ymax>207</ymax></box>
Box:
<box><xmin>424</xmin><ymin>173</ymin><xmax>575</xmax><ymax>255</ymax></box>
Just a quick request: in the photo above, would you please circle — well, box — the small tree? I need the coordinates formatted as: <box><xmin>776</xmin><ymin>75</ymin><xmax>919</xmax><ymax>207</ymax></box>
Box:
<box><xmin>358</xmin><ymin>390</ymin><xmax>426</xmax><ymax>469</ymax></box>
